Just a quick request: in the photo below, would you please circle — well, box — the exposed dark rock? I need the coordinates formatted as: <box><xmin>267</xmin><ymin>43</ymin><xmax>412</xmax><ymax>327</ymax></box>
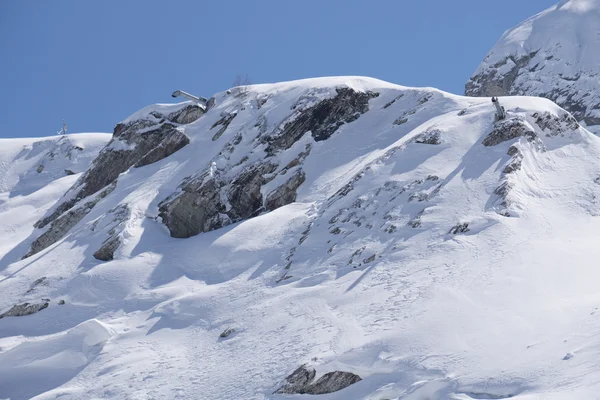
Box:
<box><xmin>135</xmin><ymin>130</ymin><xmax>189</xmax><ymax>167</ymax></box>
<box><xmin>482</xmin><ymin>118</ymin><xmax>536</xmax><ymax>147</ymax></box>
<box><xmin>58</xmin><ymin>300</ymin><xmax>66</xmax><ymax>305</ymax></box>
<box><xmin>93</xmin><ymin>237</ymin><xmax>121</xmax><ymax>261</ymax></box>
<box><xmin>274</xmin><ymin>365</ymin><xmax>361</xmax><ymax>395</ymax></box>
<box><xmin>265</xmin><ymin>169</ymin><xmax>306</xmax><ymax>211</ymax></box>
<box><xmin>412</xmin><ymin>129</ymin><xmax>442</xmax><ymax>145</ymax></box>
<box><xmin>211</xmin><ymin>113</ymin><xmax>237</xmax><ymax>141</ymax></box>
<box><xmin>363</xmin><ymin>254</ymin><xmax>376</xmax><ymax>264</ymax></box>
<box><xmin>503</xmin><ymin>158</ymin><xmax>522</xmax><ymax>174</ymax></box>
<box><xmin>64</xmin><ymin>169</ymin><xmax>76</xmax><ymax>176</ymax></box>
<box><xmin>25</xmin><ymin>182</ymin><xmax>116</xmax><ymax>258</ymax></box>
<box><xmin>36</xmin><ymin>164</ymin><xmax>44</xmax><ymax>173</ymax></box>
<box><xmin>159</xmin><ymin>175</ymin><xmax>226</xmax><ymax>239</ymax></box>
<box><xmin>532</xmin><ymin>111</ymin><xmax>579</xmax><ymax>135</ymax></box>
<box><xmin>280</xmin><ymin>144</ymin><xmax>311</xmax><ymax>175</ymax></box>
<box><xmin>92</xmin><ymin>204</ymin><xmax>130</xmax><ymax>261</ymax></box>
<box><xmin>449</xmin><ymin>223</ymin><xmax>470</xmax><ymax>235</ymax></box>
<box><xmin>159</xmin><ymin>161</ymin><xmax>278</xmax><ymax>238</ymax></box>
<box><xmin>465</xmin><ymin>52</ymin><xmax>538</xmax><ymax>97</ymax></box>
<box><xmin>25</xmin><ymin>277</ymin><xmax>48</xmax><ymax>294</ymax></box>
<box><xmin>507</xmin><ymin>145</ymin><xmax>520</xmax><ymax>157</ymax></box>
<box><xmin>304</xmin><ymin>371</ymin><xmax>362</xmax><ymax>395</ymax></box>
<box><xmin>265</xmin><ymin>88</ymin><xmax>378</xmax><ymax>154</ymax></box>
<box><xmin>0</xmin><ymin>302</ymin><xmax>49</xmax><ymax>319</ymax></box>
<box><xmin>227</xmin><ymin>163</ymin><xmax>278</xmax><ymax>219</ymax></box>
<box><xmin>219</xmin><ymin>328</ymin><xmax>236</xmax><ymax>338</ymax></box>
<box><xmin>168</xmin><ymin>104</ymin><xmax>204</xmax><ymax>124</ymax></box>
<box><xmin>274</xmin><ymin>365</ymin><xmax>316</xmax><ymax>394</ymax></box>
<box><xmin>35</xmin><ymin>107</ymin><xmax>200</xmax><ymax>231</ymax></box>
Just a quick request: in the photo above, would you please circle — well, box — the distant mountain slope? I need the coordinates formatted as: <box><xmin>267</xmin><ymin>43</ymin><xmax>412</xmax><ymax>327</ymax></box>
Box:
<box><xmin>0</xmin><ymin>133</ymin><xmax>110</xmax><ymax>267</ymax></box>
<box><xmin>466</xmin><ymin>0</ymin><xmax>600</xmax><ymax>129</ymax></box>
<box><xmin>2</xmin><ymin>78</ymin><xmax>600</xmax><ymax>399</ymax></box>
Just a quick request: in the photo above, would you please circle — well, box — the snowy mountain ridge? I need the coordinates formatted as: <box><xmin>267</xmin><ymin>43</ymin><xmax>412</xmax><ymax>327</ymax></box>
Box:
<box><xmin>2</xmin><ymin>76</ymin><xmax>600</xmax><ymax>399</ymax></box>
<box><xmin>466</xmin><ymin>0</ymin><xmax>600</xmax><ymax>130</ymax></box>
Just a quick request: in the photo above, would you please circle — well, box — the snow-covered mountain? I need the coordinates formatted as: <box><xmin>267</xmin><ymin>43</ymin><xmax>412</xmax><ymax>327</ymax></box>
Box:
<box><xmin>466</xmin><ymin>0</ymin><xmax>600</xmax><ymax>131</ymax></box>
<box><xmin>0</xmin><ymin>134</ymin><xmax>110</xmax><ymax>269</ymax></box>
<box><xmin>2</xmin><ymin>77</ymin><xmax>600</xmax><ymax>399</ymax></box>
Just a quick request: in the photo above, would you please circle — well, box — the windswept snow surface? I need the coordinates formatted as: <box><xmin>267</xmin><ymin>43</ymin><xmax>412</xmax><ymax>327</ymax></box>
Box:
<box><xmin>2</xmin><ymin>77</ymin><xmax>600</xmax><ymax>399</ymax></box>
<box><xmin>0</xmin><ymin>134</ymin><xmax>110</xmax><ymax>269</ymax></box>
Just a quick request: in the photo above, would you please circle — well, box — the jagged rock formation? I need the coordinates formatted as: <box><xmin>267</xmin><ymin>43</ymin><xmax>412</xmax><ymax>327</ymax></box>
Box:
<box><xmin>274</xmin><ymin>365</ymin><xmax>361</xmax><ymax>395</ymax></box>
<box><xmin>25</xmin><ymin>182</ymin><xmax>116</xmax><ymax>258</ymax></box>
<box><xmin>0</xmin><ymin>301</ymin><xmax>49</xmax><ymax>318</ymax></box>
<box><xmin>466</xmin><ymin>0</ymin><xmax>600</xmax><ymax>127</ymax></box>
<box><xmin>26</xmin><ymin>103</ymin><xmax>203</xmax><ymax>258</ymax></box>
<box><xmin>159</xmin><ymin>87</ymin><xmax>378</xmax><ymax>239</ymax></box>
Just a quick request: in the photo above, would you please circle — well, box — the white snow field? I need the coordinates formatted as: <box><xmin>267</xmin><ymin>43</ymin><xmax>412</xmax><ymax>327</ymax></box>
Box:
<box><xmin>2</xmin><ymin>77</ymin><xmax>600</xmax><ymax>399</ymax></box>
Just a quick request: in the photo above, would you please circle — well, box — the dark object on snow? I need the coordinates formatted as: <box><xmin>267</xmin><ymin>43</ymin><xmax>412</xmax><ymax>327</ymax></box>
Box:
<box><xmin>219</xmin><ymin>327</ymin><xmax>236</xmax><ymax>338</ymax></box>
<box><xmin>0</xmin><ymin>302</ymin><xmax>49</xmax><ymax>319</ymax></box>
<box><xmin>449</xmin><ymin>222</ymin><xmax>470</xmax><ymax>234</ymax></box>
<box><xmin>274</xmin><ymin>364</ymin><xmax>361</xmax><ymax>395</ymax></box>
<box><xmin>492</xmin><ymin>97</ymin><xmax>506</xmax><ymax>121</ymax></box>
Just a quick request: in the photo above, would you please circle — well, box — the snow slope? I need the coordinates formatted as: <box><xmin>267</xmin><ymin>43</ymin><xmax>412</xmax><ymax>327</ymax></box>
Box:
<box><xmin>466</xmin><ymin>0</ymin><xmax>600</xmax><ymax>128</ymax></box>
<box><xmin>2</xmin><ymin>77</ymin><xmax>600</xmax><ymax>399</ymax></box>
<box><xmin>0</xmin><ymin>134</ymin><xmax>110</xmax><ymax>269</ymax></box>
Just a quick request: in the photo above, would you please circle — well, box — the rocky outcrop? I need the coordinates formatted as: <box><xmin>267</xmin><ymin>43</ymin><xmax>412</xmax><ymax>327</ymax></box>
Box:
<box><xmin>0</xmin><ymin>301</ymin><xmax>49</xmax><ymax>319</ymax></box>
<box><xmin>531</xmin><ymin>112</ymin><xmax>579</xmax><ymax>136</ymax></box>
<box><xmin>465</xmin><ymin>1</ymin><xmax>600</xmax><ymax>126</ymax></box>
<box><xmin>264</xmin><ymin>88</ymin><xmax>379</xmax><ymax>154</ymax></box>
<box><xmin>482</xmin><ymin>118</ymin><xmax>536</xmax><ymax>147</ymax></box>
<box><xmin>265</xmin><ymin>170</ymin><xmax>306</xmax><ymax>210</ymax></box>
<box><xmin>159</xmin><ymin>162</ymin><xmax>278</xmax><ymax>238</ymax></box>
<box><xmin>219</xmin><ymin>327</ymin><xmax>236</xmax><ymax>338</ymax></box>
<box><xmin>25</xmin><ymin>182</ymin><xmax>116</xmax><ymax>258</ymax></box>
<box><xmin>93</xmin><ymin>237</ymin><xmax>121</xmax><ymax>261</ymax></box>
<box><xmin>28</xmin><ymin>105</ymin><xmax>202</xmax><ymax>258</ymax></box>
<box><xmin>274</xmin><ymin>365</ymin><xmax>361</xmax><ymax>395</ymax></box>
<box><xmin>35</xmin><ymin>104</ymin><xmax>202</xmax><ymax>230</ymax></box>
<box><xmin>158</xmin><ymin>87</ymin><xmax>382</xmax><ymax>239</ymax></box>
<box><xmin>466</xmin><ymin>52</ymin><xmax>538</xmax><ymax>98</ymax></box>
<box><xmin>275</xmin><ymin>365</ymin><xmax>316</xmax><ymax>394</ymax></box>
<box><xmin>92</xmin><ymin>204</ymin><xmax>131</xmax><ymax>261</ymax></box>
<box><xmin>411</xmin><ymin>128</ymin><xmax>442</xmax><ymax>145</ymax></box>
<box><xmin>449</xmin><ymin>223</ymin><xmax>470</xmax><ymax>235</ymax></box>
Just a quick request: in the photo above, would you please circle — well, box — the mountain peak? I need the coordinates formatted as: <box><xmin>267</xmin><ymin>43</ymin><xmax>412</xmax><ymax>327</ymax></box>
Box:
<box><xmin>466</xmin><ymin>0</ymin><xmax>600</xmax><ymax>128</ymax></box>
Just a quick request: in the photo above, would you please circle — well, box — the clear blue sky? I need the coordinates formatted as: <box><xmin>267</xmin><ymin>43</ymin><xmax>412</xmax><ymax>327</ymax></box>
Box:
<box><xmin>1</xmin><ymin>0</ymin><xmax>557</xmax><ymax>138</ymax></box>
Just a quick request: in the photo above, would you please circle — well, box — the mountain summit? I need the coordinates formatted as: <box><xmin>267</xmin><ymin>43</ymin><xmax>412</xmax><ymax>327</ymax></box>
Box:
<box><xmin>2</xmin><ymin>77</ymin><xmax>600</xmax><ymax>399</ymax></box>
<box><xmin>466</xmin><ymin>0</ymin><xmax>600</xmax><ymax>129</ymax></box>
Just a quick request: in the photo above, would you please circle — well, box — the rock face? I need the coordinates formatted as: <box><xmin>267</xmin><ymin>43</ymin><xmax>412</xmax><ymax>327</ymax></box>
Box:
<box><xmin>466</xmin><ymin>0</ymin><xmax>600</xmax><ymax>127</ymax></box>
<box><xmin>27</xmin><ymin>104</ymin><xmax>203</xmax><ymax>258</ymax></box>
<box><xmin>482</xmin><ymin>118</ymin><xmax>537</xmax><ymax>147</ymax></box>
<box><xmin>159</xmin><ymin>87</ymin><xmax>377</xmax><ymax>239</ymax></box>
<box><xmin>274</xmin><ymin>365</ymin><xmax>361</xmax><ymax>395</ymax></box>
<box><xmin>92</xmin><ymin>204</ymin><xmax>131</xmax><ymax>261</ymax></box>
<box><xmin>25</xmin><ymin>182</ymin><xmax>116</xmax><ymax>258</ymax></box>
<box><xmin>0</xmin><ymin>302</ymin><xmax>49</xmax><ymax>318</ymax></box>
<box><xmin>264</xmin><ymin>87</ymin><xmax>379</xmax><ymax>154</ymax></box>
<box><xmin>265</xmin><ymin>170</ymin><xmax>306</xmax><ymax>211</ymax></box>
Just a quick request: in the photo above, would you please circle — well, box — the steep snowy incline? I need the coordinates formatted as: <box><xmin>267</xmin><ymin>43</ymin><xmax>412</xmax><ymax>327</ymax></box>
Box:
<box><xmin>0</xmin><ymin>133</ymin><xmax>110</xmax><ymax>268</ymax></box>
<box><xmin>2</xmin><ymin>77</ymin><xmax>600</xmax><ymax>399</ymax></box>
<box><xmin>466</xmin><ymin>0</ymin><xmax>600</xmax><ymax>129</ymax></box>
